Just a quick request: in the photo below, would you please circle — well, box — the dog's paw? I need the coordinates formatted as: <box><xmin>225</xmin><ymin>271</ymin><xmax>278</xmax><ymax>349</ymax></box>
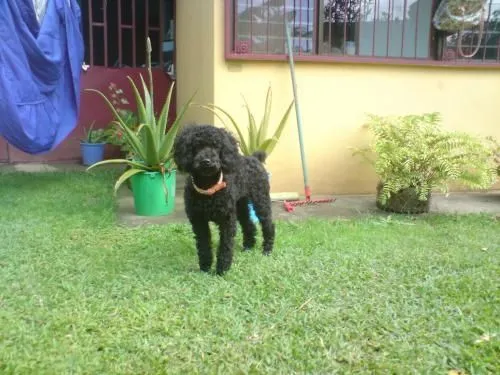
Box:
<box><xmin>215</xmin><ymin>268</ymin><xmax>228</xmax><ymax>276</ymax></box>
<box><xmin>242</xmin><ymin>239</ymin><xmax>256</xmax><ymax>251</ymax></box>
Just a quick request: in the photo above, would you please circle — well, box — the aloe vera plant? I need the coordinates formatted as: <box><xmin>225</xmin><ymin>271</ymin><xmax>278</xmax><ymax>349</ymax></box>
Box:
<box><xmin>200</xmin><ymin>86</ymin><xmax>294</xmax><ymax>158</ymax></box>
<box><xmin>85</xmin><ymin>38</ymin><xmax>196</xmax><ymax>194</ymax></box>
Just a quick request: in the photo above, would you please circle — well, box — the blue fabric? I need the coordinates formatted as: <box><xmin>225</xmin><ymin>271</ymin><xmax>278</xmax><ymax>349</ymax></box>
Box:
<box><xmin>0</xmin><ymin>0</ymin><xmax>84</xmax><ymax>154</ymax></box>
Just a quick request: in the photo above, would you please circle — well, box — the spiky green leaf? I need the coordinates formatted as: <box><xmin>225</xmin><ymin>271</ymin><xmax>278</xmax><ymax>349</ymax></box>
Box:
<box><xmin>265</xmin><ymin>100</ymin><xmax>294</xmax><ymax>155</ymax></box>
<box><xmin>140</xmin><ymin>74</ymin><xmax>155</xmax><ymax>128</ymax></box>
<box><xmin>114</xmin><ymin>168</ymin><xmax>144</xmax><ymax>194</ymax></box>
<box><xmin>86</xmin><ymin>158</ymin><xmax>153</xmax><ymax>171</ymax></box>
<box><xmin>257</xmin><ymin>138</ymin><xmax>276</xmax><ymax>154</ymax></box>
<box><xmin>242</xmin><ymin>96</ymin><xmax>258</xmax><ymax>153</ymax></box>
<box><xmin>109</xmin><ymin>119</ymin><xmax>148</xmax><ymax>163</ymax></box>
<box><xmin>126</xmin><ymin>76</ymin><xmax>148</xmax><ymax>126</ymax></box>
<box><xmin>199</xmin><ymin>104</ymin><xmax>250</xmax><ymax>156</ymax></box>
<box><xmin>158</xmin><ymin>90</ymin><xmax>197</xmax><ymax>159</ymax></box>
<box><xmin>141</xmin><ymin>124</ymin><xmax>160</xmax><ymax>166</ymax></box>
<box><xmin>84</xmin><ymin>90</ymin><xmax>148</xmax><ymax>162</ymax></box>
<box><xmin>257</xmin><ymin>85</ymin><xmax>272</xmax><ymax>145</ymax></box>
<box><xmin>157</xmin><ymin>81</ymin><xmax>175</xmax><ymax>139</ymax></box>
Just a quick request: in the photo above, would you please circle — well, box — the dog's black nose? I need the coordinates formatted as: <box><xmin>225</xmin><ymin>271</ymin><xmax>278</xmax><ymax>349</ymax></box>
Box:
<box><xmin>201</xmin><ymin>159</ymin><xmax>211</xmax><ymax>167</ymax></box>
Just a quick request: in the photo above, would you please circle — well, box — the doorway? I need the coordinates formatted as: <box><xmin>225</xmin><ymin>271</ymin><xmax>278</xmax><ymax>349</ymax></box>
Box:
<box><xmin>4</xmin><ymin>0</ymin><xmax>177</xmax><ymax>163</ymax></box>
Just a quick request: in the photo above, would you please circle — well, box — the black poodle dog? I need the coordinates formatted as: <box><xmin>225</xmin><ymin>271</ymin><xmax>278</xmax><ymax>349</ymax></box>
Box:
<box><xmin>173</xmin><ymin>124</ymin><xmax>275</xmax><ymax>275</ymax></box>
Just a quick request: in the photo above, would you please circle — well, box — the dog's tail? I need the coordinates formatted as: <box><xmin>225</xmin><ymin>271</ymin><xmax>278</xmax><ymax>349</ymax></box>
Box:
<box><xmin>252</xmin><ymin>150</ymin><xmax>267</xmax><ymax>163</ymax></box>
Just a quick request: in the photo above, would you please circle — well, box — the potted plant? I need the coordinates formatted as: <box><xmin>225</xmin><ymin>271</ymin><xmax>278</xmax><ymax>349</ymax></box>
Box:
<box><xmin>433</xmin><ymin>0</ymin><xmax>486</xmax><ymax>32</ymax></box>
<box><xmin>85</xmin><ymin>38</ymin><xmax>196</xmax><ymax>216</ymax></box>
<box><xmin>353</xmin><ymin>112</ymin><xmax>497</xmax><ymax>214</ymax></box>
<box><xmin>200</xmin><ymin>85</ymin><xmax>294</xmax><ymax>222</ymax></box>
<box><xmin>80</xmin><ymin>121</ymin><xmax>108</xmax><ymax>166</ymax></box>
<box><xmin>432</xmin><ymin>0</ymin><xmax>487</xmax><ymax>58</ymax></box>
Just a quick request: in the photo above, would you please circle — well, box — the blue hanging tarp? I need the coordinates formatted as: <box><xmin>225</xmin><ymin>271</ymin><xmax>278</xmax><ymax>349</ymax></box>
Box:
<box><xmin>0</xmin><ymin>0</ymin><xmax>84</xmax><ymax>154</ymax></box>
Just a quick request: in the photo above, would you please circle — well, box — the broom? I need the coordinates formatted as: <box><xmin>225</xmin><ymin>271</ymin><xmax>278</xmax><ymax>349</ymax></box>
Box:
<box><xmin>282</xmin><ymin>19</ymin><xmax>335</xmax><ymax>212</ymax></box>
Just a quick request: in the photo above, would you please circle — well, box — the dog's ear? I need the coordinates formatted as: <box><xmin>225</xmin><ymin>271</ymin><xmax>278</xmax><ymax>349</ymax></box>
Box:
<box><xmin>173</xmin><ymin>125</ymin><xmax>194</xmax><ymax>173</ymax></box>
<box><xmin>219</xmin><ymin>128</ymin><xmax>242</xmax><ymax>173</ymax></box>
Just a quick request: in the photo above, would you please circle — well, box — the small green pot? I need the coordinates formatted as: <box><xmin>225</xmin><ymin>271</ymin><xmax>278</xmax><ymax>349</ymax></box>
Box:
<box><xmin>130</xmin><ymin>169</ymin><xmax>176</xmax><ymax>216</ymax></box>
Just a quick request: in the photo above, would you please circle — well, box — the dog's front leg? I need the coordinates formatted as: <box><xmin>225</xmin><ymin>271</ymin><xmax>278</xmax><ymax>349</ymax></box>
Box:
<box><xmin>191</xmin><ymin>219</ymin><xmax>212</xmax><ymax>272</ymax></box>
<box><xmin>216</xmin><ymin>216</ymin><xmax>237</xmax><ymax>275</ymax></box>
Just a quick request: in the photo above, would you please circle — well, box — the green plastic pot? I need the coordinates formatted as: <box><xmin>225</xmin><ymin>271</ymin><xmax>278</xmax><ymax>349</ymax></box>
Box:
<box><xmin>130</xmin><ymin>169</ymin><xmax>176</xmax><ymax>216</ymax></box>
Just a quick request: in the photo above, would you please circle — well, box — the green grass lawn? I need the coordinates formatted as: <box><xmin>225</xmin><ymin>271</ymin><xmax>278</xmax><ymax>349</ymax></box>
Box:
<box><xmin>0</xmin><ymin>170</ymin><xmax>498</xmax><ymax>374</ymax></box>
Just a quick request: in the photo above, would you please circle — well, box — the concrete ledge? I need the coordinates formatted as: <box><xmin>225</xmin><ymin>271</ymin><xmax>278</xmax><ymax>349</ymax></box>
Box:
<box><xmin>2</xmin><ymin>163</ymin><xmax>498</xmax><ymax>226</ymax></box>
<box><xmin>117</xmin><ymin>177</ymin><xmax>500</xmax><ymax>227</ymax></box>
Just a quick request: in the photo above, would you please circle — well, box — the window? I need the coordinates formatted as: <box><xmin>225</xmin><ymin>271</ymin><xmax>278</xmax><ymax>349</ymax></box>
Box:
<box><xmin>227</xmin><ymin>0</ymin><xmax>500</xmax><ymax>65</ymax></box>
<box><xmin>81</xmin><ymin>0</ymin><xmax>175</xmax><ymax>72</ymax></box>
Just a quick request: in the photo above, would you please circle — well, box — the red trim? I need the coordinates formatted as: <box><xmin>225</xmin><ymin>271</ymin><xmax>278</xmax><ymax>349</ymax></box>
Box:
<box><xmin>482</xmin><ymin>0</ymin><xmax>494</xmax><ymax>61</ymax></box>
<box><xmin>132</xmin><ymin>0</ymin><xmax>137</xmax><ymax>67</ymax></box>
<box><xmin>311</xmin><ymin>0</ymin><xmax>316</xmax><ymax>54</ymax></box>
<box><xmin>223</xmin><ymin>0</ymin><xmax>500</xmax><ymax>69</ymax></box>
<box><xmin>225</xmin><ymin>51</ymin><xmax>500</xmax><ymax>69</ymax></box>
<box><xmin>88</xmin><ymin>0</ymin><xmax>93</xmax><ymax>66</ymax></box>
<box><xmin>159</xmin><ymin>0</ymin><xmax>165</xmax><ymax>67</ymax></box>
<box><xmin>414</xmin><ymin>0</ymin><xmax>420</xmax><ymax>58</ymax></box>
<box><xmin>118</xmin><ymin>0</ymin><xmax>122</xmax><ymax>66</ymax></box>
<box><xmin>103</xmin><ymin>2</ymin><xmax>108</xmax><ymax>67</ymax></box>
<box><xmin>224</xmin><ymin>0</ymin><xmax>232</xmax><ymax>58</ymax></box>
<box><xmin>428</xmin><ymin>0</ymin><xmax>437</xmax><ymax>59</ymax></box>
<box><xmin>145</xmin><ymin>0</ymin><xmax>149</xmax><ymax>57</ymax></box>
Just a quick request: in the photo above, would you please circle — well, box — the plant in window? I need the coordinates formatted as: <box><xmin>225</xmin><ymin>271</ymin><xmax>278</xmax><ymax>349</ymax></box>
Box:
<box><xmin>433</xmin><ymin>0</ymin><xmax>486</xmax><ymax>31</ymax></box>
<box><xmin>433</xmin><ymin>0</ymin><xmax>487</xmax><ymax>57</ymax></box>
<box><xmin>353</xmin><ymin>112</ymin><xmax>497</xmax><ymax>214</ymax></box>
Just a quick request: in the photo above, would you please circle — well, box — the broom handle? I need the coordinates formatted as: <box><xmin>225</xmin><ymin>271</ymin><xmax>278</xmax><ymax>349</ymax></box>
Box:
<box><xmin>285</xmin><ymin>20</ymin><xmax>311</xmax><ymax>199</ymax></box>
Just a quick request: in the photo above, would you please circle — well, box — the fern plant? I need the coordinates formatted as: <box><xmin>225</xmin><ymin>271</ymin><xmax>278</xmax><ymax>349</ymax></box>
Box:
<box><xmin>353</xmin><ymin>112</ymin><xmax>497</xmax><ymax>205</ymax></box>
<box><xmin>486</xmin><ymin>136</ymin><xmax>500</xmax><ymax>175</ymax></box>
<box><xmin>199</xmin><ymin>85</ymin><xmax>294</xmax><ymax>158</ymax></box>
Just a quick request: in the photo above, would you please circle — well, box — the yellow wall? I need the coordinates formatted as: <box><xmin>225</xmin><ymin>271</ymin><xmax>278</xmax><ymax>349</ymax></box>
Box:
<box><xmin>175</xmin><ymin>0</ymin><xmax>216</xmax><ymax>124</ymax></box>
<box><xmin>177</xmin><ymin>1</ymin><xmax>500</xmax><ymax>195</ymax></box>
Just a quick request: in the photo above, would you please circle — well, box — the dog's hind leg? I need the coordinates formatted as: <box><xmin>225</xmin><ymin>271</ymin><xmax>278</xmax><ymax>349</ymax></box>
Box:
<box><xmin>190</xmin><ymin>219</ymin><xmax>213</xmax><ymax>272</ymax></box>
<box><xmin>237</xmin><ymin>198</ymin><xmax>257</xmax><ymax>251</ymax></box>
<box><xmin>252</xmin><ymin>198</ymin><xmax>275</xmax><ymax>255</ymax></box>
<box><xmin>215</xmin><ymin>215</ymin><xmax>237</xmax><ymax>275</ymax></box>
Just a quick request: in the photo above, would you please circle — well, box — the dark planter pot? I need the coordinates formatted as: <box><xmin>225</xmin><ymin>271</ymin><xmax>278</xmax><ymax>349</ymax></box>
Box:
<box><xmin>80</xmin><ymin>142</ymin><xmax>106</xmax><ymax>166</ymax></box>
<box><xmin>376</xmin><ymin>182</ymin><xmax>431</xmax><ymax>214</ymax></box>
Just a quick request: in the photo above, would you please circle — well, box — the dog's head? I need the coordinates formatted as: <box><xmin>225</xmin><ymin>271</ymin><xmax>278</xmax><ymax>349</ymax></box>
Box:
<box><xmin>173</xmin><ymin>124</ymin><xmax>241</xmax><ymax>176</ymax></box>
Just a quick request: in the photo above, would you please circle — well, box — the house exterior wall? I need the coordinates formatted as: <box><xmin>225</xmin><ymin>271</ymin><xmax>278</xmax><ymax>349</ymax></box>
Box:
<box><xmin>0</xmin><ymin>138</ymin><xmax>8</xmax><ymax>161</ymax></box>
<box><xmin>175</xmin><ymin>0</ymin><xmax>216</xmax><ymax>125</ymax></box>
<box><xmin>181</xmin><ymin>2</ymin><xmax>500</xmax><ymax>195</ymax></box>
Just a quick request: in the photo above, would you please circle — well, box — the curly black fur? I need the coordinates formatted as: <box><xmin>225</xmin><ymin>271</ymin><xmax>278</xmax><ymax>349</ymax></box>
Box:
<box><xmin>173</xmin><ymin>124</ymin><xmax>275</xmax><ymax>275</ymax></box>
